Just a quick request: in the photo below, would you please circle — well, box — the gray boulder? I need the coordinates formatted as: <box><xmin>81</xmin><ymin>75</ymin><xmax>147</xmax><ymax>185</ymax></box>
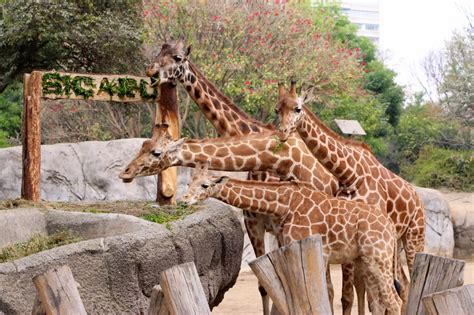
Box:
<box><xmin>415</xmin><ymin>187</ymin><xmax>454</xmax><ymax>257</ymax></box>
<box><xmin>449</xmin><ymin>193</ymin><xmax>474</xmax><ymax>258</ymax></box>
<box><xmin>0</xmin><ymin>200</ymin><xmax>243</xmax><ymax>314</ymax></box>
<box><xmin>0</xmin><ymin>139</ymin><xmax>157</xmax><ymax>201</ymax></box>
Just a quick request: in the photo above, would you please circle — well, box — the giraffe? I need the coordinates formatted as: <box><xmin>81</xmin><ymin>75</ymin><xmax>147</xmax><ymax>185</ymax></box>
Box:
<box><xmin>276</xmin><ymin>81</ymin><xmax>425</xmax><ymax>313</ymax></box>
<box><xmin>180</xmin><ymin>164</ymin><xmax>402</xmax><ymax>315</ymax></box>
<box><xmin>143</xmin><ymin>38</ymin><xmax>352</xmax><ymax>313</ymax></box>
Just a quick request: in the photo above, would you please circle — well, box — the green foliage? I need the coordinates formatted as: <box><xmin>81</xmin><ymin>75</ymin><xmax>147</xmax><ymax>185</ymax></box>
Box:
<box><xmin>401</xmin><ymin>146</ymin><xmax>473</xmax><ymax>191</ymax></box>
<box><xmin>364</xmin><ymin>61</ymin><xmax>404</xmax><ymax>127</ymax></box>
<box><xmin>439</xmin><ymin>31</ymin><xmax>474</xmax><ymax>126</ymax></box>
<box><xmin>141</xmin><ymin>204</ymin><xmax>195</xmax><ymax>227</ymax></box>
<box><xmin>0</xmin><ymin>231</ymin><xmax>81</xmax><ymax>263</ymax></box>
<box><xmin>0</xmin><ymin>0</ymin><xmax>145</xmax><ymax>92</ymax></box>
<box><xmin>0</xmin><ymin>82</ymin><xmax>22</xmax><ymax>147</ymax></box>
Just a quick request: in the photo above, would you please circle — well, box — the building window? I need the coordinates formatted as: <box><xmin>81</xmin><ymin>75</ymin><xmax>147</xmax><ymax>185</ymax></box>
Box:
<box><xmin>365</xmin><ymin>24</ymin><xmax>379</xmax><ymax>31</ymax></box>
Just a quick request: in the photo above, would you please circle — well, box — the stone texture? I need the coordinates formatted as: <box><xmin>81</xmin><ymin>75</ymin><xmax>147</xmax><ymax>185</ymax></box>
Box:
<box><xmin>415</xmin><ymin>186</ymin><xmax>455</xmax><ymax>257</ymax></box>
<box><xmin>449</xmin><ymin>192</ymin><xmax>474</xmax><ymax>258</ymax></box>
<box><xmin>0</xmin><ymin>201</ymin><xmax>243</xmax><ymax>314</ymax></box>
<box><xmin>0</xmin><ymin>139</ymin><xmax>157</xmax><ymax>201</ymax></box>
<box><xmin>0</xmin><ymin>209</ymin><xmax>46</xmax><ymax>247</ymax></box>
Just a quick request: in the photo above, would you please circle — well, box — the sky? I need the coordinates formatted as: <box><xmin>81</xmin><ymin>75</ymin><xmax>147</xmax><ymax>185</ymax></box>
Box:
<box><xmin>377</xmin><ymin>0</ymin><xmax>472</xmax><ymax>99</ymax></box>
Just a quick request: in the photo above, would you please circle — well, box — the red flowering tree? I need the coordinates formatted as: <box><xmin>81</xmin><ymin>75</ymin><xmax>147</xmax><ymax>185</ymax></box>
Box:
<box><xmin>143</xmin><ymin>1</ymin><xmax>379</xmax><ymax>138</ymax></box>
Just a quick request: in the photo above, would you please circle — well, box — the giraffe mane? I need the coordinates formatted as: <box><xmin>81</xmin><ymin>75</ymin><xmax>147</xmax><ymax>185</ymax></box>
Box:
<box><xmin>222</xmin><ymin>178</ymin><xmax>316</xmax><ymax>191</ymax></box>
<box><xmin>184</xmin><ymin>130</ymin><xmax>277</xmax><ymax>144</ymax></box>
<box><xmin>188</xmin><ymin>61</ymin><xmax>275</xmax><ymax>131</ymax></box>
<box><xmin>304</xmin><ymin>106</ymin><xmax>373</xmax><ymax>153</ymax></box>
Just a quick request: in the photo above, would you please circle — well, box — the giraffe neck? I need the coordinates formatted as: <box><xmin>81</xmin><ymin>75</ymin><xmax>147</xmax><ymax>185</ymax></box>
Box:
<box><xmin>180</xmin><ymin>61</ymin><xmax>270</xmax><ymax>136</ymax></box>
<box><xmin>298</xmin><ymin>106</ymin><xmax>366</xmax><ymax>186</ymax></box>
<box><xmin>172</xmin><ymin>132</ymin><xmax>281</xmax><ymax>172</ymax></box>
<box><xmin>213</xmin><ymin>179</ymin><xmax>293</xmax><ymax>218</ymax></box>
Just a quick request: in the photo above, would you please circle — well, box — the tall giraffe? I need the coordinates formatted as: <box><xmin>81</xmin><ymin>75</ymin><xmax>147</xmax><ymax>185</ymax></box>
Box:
<box><xmin>144</xmin><ymin>39</ymin><xmax>343</xmax><ymax>314</ymax></box>
<box><xmin>180</xmin><ymin>164</ymin><xmax>402</xmax><ymax>315</ymax></box>
<box><xmin>276</xmin><ymin>81</ymin><xmax>425</xmax><ymax>312</ymax></box>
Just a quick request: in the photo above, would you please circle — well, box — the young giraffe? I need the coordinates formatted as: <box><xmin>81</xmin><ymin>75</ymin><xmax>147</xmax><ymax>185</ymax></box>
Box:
<box><xmin>180</xmin><ymin>164</ymin><xmax>402</xmax><ymax>315</ymax></box>
<box><xmin>276</xmin><ymin>81</ymin><xmax>425</xmax><ymax>313</ymax></box>
<box><xmin>143</xmin><ymin>38</ymin><xmax>353</xmax><ymax>313</ymax></box>
<box><xmin>120</xmin><ymin>126</ymin><xmax>341</xmax><ymax>312</ymax></box>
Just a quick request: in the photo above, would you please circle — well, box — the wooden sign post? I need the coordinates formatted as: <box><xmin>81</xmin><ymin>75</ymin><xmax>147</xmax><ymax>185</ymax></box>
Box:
<box><xmin>155</xmin><ymin>82</ymin><xmax>179</xmax><ymax>205</ymax></box>
<box><xmin>20</xmin><ymin>71</ymin><xmax>177</xmax><ymax>203</ymax></box>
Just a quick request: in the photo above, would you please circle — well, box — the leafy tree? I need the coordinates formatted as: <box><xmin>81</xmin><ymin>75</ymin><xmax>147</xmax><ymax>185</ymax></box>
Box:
<box><xmin>0</xmin><ymin>0</ymin><xmax>145</xmax><ymax>93</ymax></box>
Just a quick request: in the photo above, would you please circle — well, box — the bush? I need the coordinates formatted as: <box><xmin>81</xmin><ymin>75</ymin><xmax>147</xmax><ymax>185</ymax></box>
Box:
<box><xmin>0</xmin><ymin>82</ymin><xmax>22</xmax><ymax>147</ymax></box>
<box><xmin>401</xmin><ymin>146</ymin><xmax>473</xmax><ymax>191</ymax></box>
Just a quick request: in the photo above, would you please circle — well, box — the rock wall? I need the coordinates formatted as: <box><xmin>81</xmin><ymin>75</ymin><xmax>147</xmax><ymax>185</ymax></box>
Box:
<box><xmin>415</xmin><ymin>187</ymin><xmax>455</xmax><ymax>257</ymax></box>
<box><xmin>0</xmin><ymin>139</ymin><xmax>156</xmax><ymax>201</ymax></box>
<box><xmin>0</xmin><ymin>200</ymin><xmax>243</xmax><ymax>314</ymax></box>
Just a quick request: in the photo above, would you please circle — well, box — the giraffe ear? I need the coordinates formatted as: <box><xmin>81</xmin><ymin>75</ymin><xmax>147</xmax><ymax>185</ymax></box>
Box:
<box><xmin>167</xmin><ymin>137</ymin><xmax>187</xmax><ymax>152</ymax></box>
<box><xmin>185</xmin><ymin>45</ymin><xmax>192</xmax><ymax>57</ymax></box>
<box><xmin>214</xmin><ymin>176</ymin><xmax>229</xmax><ymax>185</ymax></box>
<box><xmin>301</xmin><ymin>87</ymin><xmax>315</xmax><ymax>104</ymax></box>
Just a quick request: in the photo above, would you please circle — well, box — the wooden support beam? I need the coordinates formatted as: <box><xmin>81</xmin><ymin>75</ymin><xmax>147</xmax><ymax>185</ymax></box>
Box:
<box><xmin>148</xmin><ymin>285</ymin><xmax>169</xmax><ymax>315</ymax></box>
<box><xmin>406</xmin><ymin>253</ymin><xmax>465</xmax><ymax>315</ymax></box>
<box><xmin>249</xmin><ymin>234</ymin><xmax>331</xmax><ymax>315</ymax></box>
<box><xmin>32</xmin><ymin>265</ymin><xmax>86</xmax><ymax>315</ymax></box>
<box><xmin>159</xmin><ymin>262</ymin><xmax>210</xmax><ymax>315</ymax></box>
<box><xmin>155</xmin><ymin>82</ymin><xmax>179</xmax><ymax>205</ymax></box>
<box><xmin>422</xmin><ymin>284</ymin><xmax>474</xmax><ymax>315</ymax></box>
<box><xmin>21</xmin><ymin>71</ymin><xmax>42</xmax><ymax>201</ymax></box>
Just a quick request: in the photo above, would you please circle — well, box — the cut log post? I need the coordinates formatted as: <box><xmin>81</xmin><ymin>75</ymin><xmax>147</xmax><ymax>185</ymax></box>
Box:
<box><xmin>32</xmin><ymin>265</ymin><xmax>86</xmax><ymax>315</ymax></box>
<box><xmin>21</xmin><ymin>71</ymin><xmax>42</xmax><ymax>201</ymax></box>
<box><xmin>148</xmin><ymin>285</ymin><xmax>169</xmax><ymax>315</ymax></box>
<box><xmin>249</xmin><ymin>234</ymin><xmax>331</xmax><ymax>315</ymax></box>
<box><xmin>159</xmin><ymin>262</ymin><xmax>210</xmax><ymax>315</ymax></box>
<box><xmin>422</xmin><ymin>284</ymin><xmax>474</xmax><ymax>315</ymax></box>
<box><xmin>406</xmin><ymin>253</ymin><xmax>465</xmax><ymax>315</ymax></box>
<box><xmin>155</xmin><ymin>82</ymin><xmax>179</xmax><ymax>205</ymax></box>
<box><xmin>31</xmin><ymin>293</ymin><xmax>46</xmax><ymax>315</ymax></box>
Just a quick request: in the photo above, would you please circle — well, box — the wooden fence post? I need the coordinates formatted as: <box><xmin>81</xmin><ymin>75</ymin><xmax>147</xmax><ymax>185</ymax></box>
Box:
<box><xmin>21</xmin><ymin>71</ymin><xmax>42</xmax><ymax>201</ymax></box>
<box><xmin>249</xmin><ymin>234</ymin><xmax>331</xmax><ymax>315</ymax></box>
<box><xmin>406</xmin><ymin>253</ymin><xmax>465</xmax><ymax>315</ymax></box>
<box><xmin>155</xmin><ymin>82</ymin><xmax>179</xmax><ymax>205</ymax></box>
<box><xmin>159</xmin><ymin>262</ymin><xmax>210</xmax><ymax>315</ymax></box>
<box><xmin>148</xmin><ymin>285</ymin><xmax>169</xmax><ymax>315</ymax></box>
<box><xmin>32</xmin><ymin>265</ymin><xmax>86</xmax><ymax>315</ymax></box>
<box><xmin>421</xmin><ymin>284</ymin><xmax>474</xmax><ymax>315</ymax></box>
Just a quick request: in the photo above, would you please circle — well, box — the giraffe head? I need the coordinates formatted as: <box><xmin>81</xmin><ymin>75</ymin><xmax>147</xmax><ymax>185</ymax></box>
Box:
<box><xmin>146</xmin><ymin>36</ymin><xmax>192</xmax><ymax>86</ymax></box>
<box><xmin>180</xmin><ymin>163</ymin><xmax>229</xmax><ymax>205</ymax></box>
<box><xmin>119</xmin><ymin>124</ymin><xmax>186</xmax><ymax>182</ymax></box>
<box><xmin>276</xmin><ymin>81</ymin><xmax>313</xmax><ymax>141</ymax></box>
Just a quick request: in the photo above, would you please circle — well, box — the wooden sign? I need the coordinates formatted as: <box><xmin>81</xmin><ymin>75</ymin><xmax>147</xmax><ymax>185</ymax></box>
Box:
<box><xmin>41</xmin><ymin>71</ymin><xmax>156</xmax><ymax>102</ymax></box>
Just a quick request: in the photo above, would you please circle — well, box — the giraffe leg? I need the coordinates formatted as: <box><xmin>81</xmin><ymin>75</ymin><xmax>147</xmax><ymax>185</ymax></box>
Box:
<box><xmin>341</xmin><ymin>263</ymin><xmax>355</xmax><ymax>315</ymax></box>
<box><xmin>360</xmin><ymin>256</ymin><xmax>402</xmax><ymax>315</ymax></box>
<box><xmin>354</xmin><ymin>263</ymin><xmax>366</xmax><ymax>315</ymax></box>
<box><xmin>326</xmin><ymin>265</ymin><xmax>335</xmax><ymax>315</ymax></box>
<box><xmin>243</xmin><ymin>211</ymin><xmax>269</xmax><ymax>315</ymax></box>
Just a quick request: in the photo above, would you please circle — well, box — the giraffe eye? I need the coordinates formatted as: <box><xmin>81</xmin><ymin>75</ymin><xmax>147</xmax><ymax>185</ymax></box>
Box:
<box><xmin>173</xmin><ymin>55</ymin><xmax>183</xmax><ymax>62</ymax></box>
<box><xmin>151</xmin><ymin>150</ymin><xmax>162</xmax><ymax>157</ymax></box>
<box><xmin>294</xmin><ymin>107</ymin><xmax>302</xmax><ymax>113</ymax></box>
<box><xmin>201</xmin><ymin>184</ymin><xmax>209</xmax><ymax>189</ymax></box>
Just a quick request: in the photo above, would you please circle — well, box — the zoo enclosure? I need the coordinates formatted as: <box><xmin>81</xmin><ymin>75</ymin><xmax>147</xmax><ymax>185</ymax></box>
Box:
<box><xmin>21</xmin><ymin>71</ymin><xmax>179</xmax><ymax>204</ymax></box>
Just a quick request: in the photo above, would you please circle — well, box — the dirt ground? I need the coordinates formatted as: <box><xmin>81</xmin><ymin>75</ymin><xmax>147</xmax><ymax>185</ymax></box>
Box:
<box><xmin>213</xmin><ymin>191</ymin><xmax>474</xmax><ymax>314</ymax></box>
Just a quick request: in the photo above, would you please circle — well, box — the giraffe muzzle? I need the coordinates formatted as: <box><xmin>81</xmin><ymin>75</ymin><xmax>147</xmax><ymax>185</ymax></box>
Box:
<box><xmin>119</xmin><ymin>168</ymin><xmax>135</xmax><ymax>183</ymax></box>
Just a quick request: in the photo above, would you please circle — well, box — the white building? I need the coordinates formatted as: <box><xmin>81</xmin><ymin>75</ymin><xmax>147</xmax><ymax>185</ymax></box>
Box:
<box><xmin>311</xmin><ymin>0</ymin><xmax>380</xmax><ymax>47</ymax></box>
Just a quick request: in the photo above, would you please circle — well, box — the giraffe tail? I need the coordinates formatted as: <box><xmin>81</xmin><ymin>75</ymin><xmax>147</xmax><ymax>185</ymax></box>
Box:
<box><xmin>391</xmin><ymin>222</ymin><xmax>402</xmax><ymax>297</ymax></box>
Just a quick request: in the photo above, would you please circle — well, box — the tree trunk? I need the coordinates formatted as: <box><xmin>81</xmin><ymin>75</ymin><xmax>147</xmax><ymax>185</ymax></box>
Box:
<box><xmin>249</xmin><ymin>234</ymin><xmax>331</xmax><ymax>315</ymax></box>
<box><xmin>406</xmin><ymin>253</ymin><xmax>465</xmax><ymax>315</ymax></box>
